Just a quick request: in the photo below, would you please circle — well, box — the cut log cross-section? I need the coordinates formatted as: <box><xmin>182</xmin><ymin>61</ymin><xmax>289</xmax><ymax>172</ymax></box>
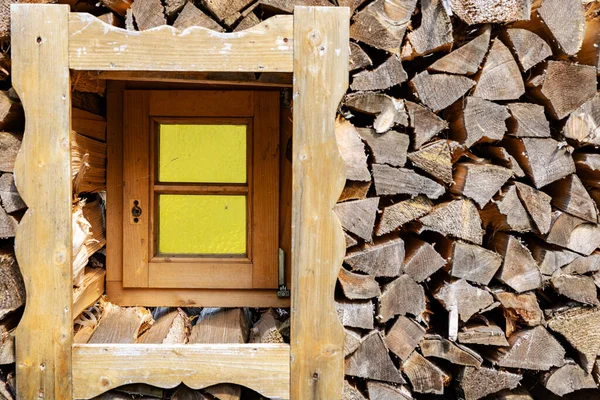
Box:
<box><xmin>428</xmin><ymin>25</ymin><xmax>490</xmax><ymax>75</ymax></box>
<box><xmin>473</xmin><ymin>39</ymin><xmax>524</xmax><ymax>101</ymax></box>
<box><xmin>410</xmin><ymin>71</ymin><xmax>476</xmax><ymax>112</ymax></box>
<box><xmin>418</xmin><ymin>199</ymin><xmax>485</xmax><ymax>245</ymax></box>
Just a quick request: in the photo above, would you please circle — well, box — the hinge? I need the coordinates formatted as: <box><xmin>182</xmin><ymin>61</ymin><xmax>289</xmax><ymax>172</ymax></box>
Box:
<box><xmin>277</xmin><ymin>248</ymin><xmax>290</xmax><ymax>298</ymax></box>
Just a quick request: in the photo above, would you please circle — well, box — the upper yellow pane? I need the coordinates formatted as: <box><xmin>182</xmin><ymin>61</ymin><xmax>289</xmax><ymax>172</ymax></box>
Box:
<box><xmin>159</xmin><ymin>124</ymin><xmax>247</xmax><ymax>183</ymax></box>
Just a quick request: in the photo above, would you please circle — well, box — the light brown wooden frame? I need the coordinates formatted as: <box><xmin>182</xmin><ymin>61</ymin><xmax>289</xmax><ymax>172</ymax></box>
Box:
<box><xmin>11</xmin><ymin>4</ymin><xmax>348</xmax><ymax>400</ymax></box>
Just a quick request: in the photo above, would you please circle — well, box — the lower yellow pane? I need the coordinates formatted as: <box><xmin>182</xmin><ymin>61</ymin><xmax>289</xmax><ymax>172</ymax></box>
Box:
<box><xmin>158</xmin><ymin>194</ymin><xmax>246</xmax><ymax>255</ymax></box>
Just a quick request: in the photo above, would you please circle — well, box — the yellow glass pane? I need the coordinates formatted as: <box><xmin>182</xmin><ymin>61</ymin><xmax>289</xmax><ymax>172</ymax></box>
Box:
<box><xmin>158</xmin><ymin>194</ymin><xmax>246</xmax><ymax>254</ymax></box>
<box><xmin>159</xmin><ymin>124</ymin><xmax>246</xmax><ymax>183</ymax></box>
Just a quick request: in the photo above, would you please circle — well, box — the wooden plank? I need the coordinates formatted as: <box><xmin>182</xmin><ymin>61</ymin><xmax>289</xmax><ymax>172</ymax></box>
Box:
<box><xmin>148</xmin><ymin>263</ymin><xmax>253</xmax><ymax>288</ymax></box>
<box><xmin>11</xmin><ymin>4</ymin><xmax>72</xmax><ymax>398</ymax></box>
<box><xmin>105</xmin><ymin>81</ymin><xmax>125</xmax><ymax>282</ymax></box>
<box><xmin>148</xmin><ymin>90</ymin><xmax>254</xmax><ymax>117</ymax></box>
<box><xmin>291</xmin><ymin>7</ymin><xmax>348</xmax><ymax>400</ymax></box>
<box><xmin>72</xmin><ymin>343</ymin><xmax>290</xmax><ymax>399</ymax></box>
<box><xmin>69</xmin><ymin>13</ymin><xmax>294</xmax><ymax>72</ymax></box>
<box><xmin>105</xmin><ymin>281</ymin><xmax>290</xmax><ymax>307</ymax></box>
<box><xmin>122</xmin><ymin>90</ymin><xmax>150</xmax><ymax>287</ymax></box>
<box><xmin>92</xmin><ymin>71</ymin><xmax>293</xmax><ymax>87</ymax></box>
<box><xmin>252</xmin><ymin>91</ymin><xmax>280</xmax><ymax>288</ymax></box>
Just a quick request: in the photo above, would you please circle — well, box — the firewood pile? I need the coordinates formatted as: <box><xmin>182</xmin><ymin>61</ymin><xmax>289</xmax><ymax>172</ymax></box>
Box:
<box><xmin>1</xmin><ymin>0</ymin><xmax>600</xmax><ymax>399</ymax></box>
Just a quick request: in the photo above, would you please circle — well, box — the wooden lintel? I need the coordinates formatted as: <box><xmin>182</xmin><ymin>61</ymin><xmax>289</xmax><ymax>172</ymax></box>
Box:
<box><xmin>90</xmin><ymin>71</ymin><xmax>293</xmax><ymax>87</ymax></box>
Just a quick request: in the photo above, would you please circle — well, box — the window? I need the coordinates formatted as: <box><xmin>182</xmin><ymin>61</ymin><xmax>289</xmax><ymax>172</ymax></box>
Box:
<box><xmin>114</xmin><ymin>90</ymin><xmax>280</xmax><ymax>294</ymax></box>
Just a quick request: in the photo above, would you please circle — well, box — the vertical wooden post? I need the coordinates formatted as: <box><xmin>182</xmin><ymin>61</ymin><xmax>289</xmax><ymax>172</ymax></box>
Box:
<box><xmin>11</xmin><ymin>5</ymin><xmax>72</xmax><ymax>399</ymax></box>
<box><xmin>291</xmin><ymin>6</ymin><xmax>349</xmax><ymax>400</ymax></box>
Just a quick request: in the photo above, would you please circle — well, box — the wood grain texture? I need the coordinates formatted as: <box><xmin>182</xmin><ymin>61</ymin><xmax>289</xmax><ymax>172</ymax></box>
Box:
<box><xmin>291</xmin><ymin>7</ymin><xmax>348</xmax><ymax>400</ymax></box>
<box><xmin>72</xmin><ymin>344</ymin><xmax>290</xmax><ymax>399</ymax></box>
<box><xmin>69</xmin><ymin>13</ymin><xmax>293</xmax><ymax>72</ymax></box>
<box><xmin>11</xmin><ymin>4</ymin><xmax>73</xmax><ymax>399</ymax></box>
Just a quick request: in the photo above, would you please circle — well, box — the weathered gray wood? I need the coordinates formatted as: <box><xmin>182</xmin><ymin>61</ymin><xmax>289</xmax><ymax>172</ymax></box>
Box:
<box><xmin>378</xmin><ymin>274</ymin><xmax>426</xmax><ymax>322</ymax></box>
<box><xmin>334</xmin><ymin>197</ymin><xmax>379</xmax><ymax>241</ymax></box>
<box><xmin>405</xmin><ymin>0</ymin><xmax>453</xmax><ymax>58</ymax></box>
<box><xmin>403</xmin><ymin>351</ymin><xmax>447</xmax><ymax>395</ymax></box>
<box><xmin>490</xmin><ymin>233</ymin><xmax>541</xmax><ymax>293</ymax></box>
<box><xmin>0</xmin><ymin>132</ymin><xmax>21</xmax><ymax>173</ymax></box>
<box><xmin>428</xmin><ymin>25</ymin><xmax>490</xmax><ymax>75</ymax></box>
<box><xmin>481</xmin><ymin>184</ymin><xmax>534</xmax><ymax>233</ymax></box>
<box><xmin>458</xmin><ymin>322</ymin><xmax>509</xmax><ymax>347</ymax></box>
<box><xmin>449</xmin><ymin>97</ymin><xmax>510</xmax><ymax>147</ymax></box>
<box><xmin>562</xmin><ymin>252</ymin><xmax>600</xmax><ymax>275</ymax></box>
<box><xmin>402</xmin><ymin>237</ymin><xmax>446</xmax><ymax>282</ymax></box>
<box><xmin>344</xmin><ymin>92</ymin><xmax>408</xmax><ymax>133</ymax></box>
<box><xmin>545</xmin><ymin>174</ymin><xmax>598</xmax><ymax>223</ymax></box>
<box><xmin>249</xmin><ymin>309</ymin><xmax>284</xmax><ymax>344</ymax></box>
<box><xmin>535</xmin><ymin>0</ymin><xmax>586</xmax><ymax>56</ymax></box>
<box><xmin>551</xmin><ymin>274</ymin><xmax>600</xmax><ymax>306</ymax></box>
<box><xmin>410</xmin><ymin>71</ymin><xmax>475</xmax><ymax>112</ymax></box>
<box><xmin>384</xmin><ymin>315</ymin><xmax>425</xmax><ymax>361</ymax></box>
<box><xmin>344</xmin><ymin>238</ymin><xmax>404</xmax><ymax>277</ymax></box>
<box><xmin>131</xmin><ymin>0</ymin><xmax>166</xmax><ymax>30</ymax></box>
<box><xmin>460</xmin><ymin>366</ymin><xmax>522</xmax><ymax>400</ymax></box>
<box><xmin>507</xmin><ymin>103</ymin><xmax>550</xmax><ymax>138</ymax></box>
<box><xmin>344</xmin><ymin>328</ymin><xmax>361</xmax><ymax>357</ymax></box>
<box><xmin>444</xmin><ymin>240</ymin><xmax>502</xmax><ymax>285</ymax></box>
<box><xmin>418</xmin><ymin>199</ymin><xmax>484</xmax><ymax>245</ymax></box>
<box><xmin>0</xmin><ymin>174</ymin><xmax>25</xmax><ymax>214</ymax></box>
<box><xmin>434</xmin><ymin>279</ymin><xmax>494</xmax><ymax>322</ymax></box>
<box><xmin>173</xmin><ymin>2</ymin><xmax>224</xmax><ymax>31</ymax></box>
<box><xmin>338</xmin><ymin>267</ymin><xmax>380</xmax><ymax>300</ymax></box>
<box><xmin>345</xmin><ymin>331</ymin><xmax>405</xmax><ymax>383</ymax></box>
<box><xmin>450</xmin><ymin>163</ymin><xmax>513</xmax><ymax>208</ymax></box>
<box><xmin>350</xmin><ymin>55</ymin><xmax>407</xmax><ymax>91</ymax></box>
<box><xmin>348</xmin><ymin>42</ymin><xmax>371</xmax><ymax>72</ymax></box>
<box><xmin>421</xmin><ymin>336</ymin><xmax>482</xmax><ymax>367</ymax></box>
<box><xmin>448</xmin><ymin>0</ymin><xmax>530</xmax><ymax>24</ymax></box>
<box><xmin>137</xmin><ymin>308</ymin><xmax>189</xmax><ymax>344</ymax></box>
<box><xmin>545</xmin><ymin>211</ymin><xmax>600</xmax><ymax>256</ymax></box>
<box><xmin>343</xmin><ymin>381</ymin><xmax>366</xmax><ymax>400</ymax></box>
<box><xmin>372</xmin><ymin>164</ymin><xmax>444</xmax><ymax>199</ymax></box>
<box><xmin>564</xmin><ymin>93</ymin><xmax>600</xmax><ymax>146</ymax></box>
<box><xmin>0</xmin><ymin>251</ymin><xmax>25</xmax><ymax>320</ymax></box>
<box><xmin>405</xmin><ymin>101</ymin><xmax>448</xmax><ymax>149</ymax></box>
<box><xmin>574</xmin><ymin>152</ymin><xmax>600</xmax><ymax>189</ymax></box>
<box><xmin>357</xmin><ymin>128</ymin><xmax>409</xmax><ymax>167</ymax></box>
<box><xmin>504</xmin><ymin>28</ymin><xmax>552</xmax><ymax>71</ymax></box>
<box><xmin>473</xmin><ymin>39</ymin><xmax>524</xmax><ymax>101</ymax></box>
<box><xmin>366</xmin><ymin>381</ymin><xmax>412</xmax><ymax>400</ymax></box>
<box><xmin>88</xmin><ymin>303</ymin><xmax>153</xmax><ymax>344</ymax></box>
<box><xmin>494</xmin><ymin>290</ymin><xmax>544</xmax><ymax>327</ymax></box>
<box><xmin>542</xmin><ymin>361</ymin><xmax>597</xmax><ymax>396</ymax></box>
<box><xmin>335</xmin><ymin>300</ymin><xmax>373</xmax><ymax>330</ymax></box>
<box><xmin>407</xmin><ymin>140</ymin><xmax>462</xmax><ymax>184</ymax></box>
<box><xmin>478</xmin><ymin>145</ymin><xmax>525</xmax><ymax>178</ymax></box>
<box><xmin>514</xmin><ymin>182</ymin><xmax>552</xmax><ymax>234</ymax></box>
<box><xmin>376</xmin><ymin>196</ymin><xmax>433</xmax><ymax>236</ymax></box>
<box><xmin>335</xmin><ymin>118</ymin><xmax>371</xmax><ymax>182</ymax></box>
<box><xmin>486</xmin><ymin>326</ymin><xmax>565</xmax><ymax>371</ymax></box>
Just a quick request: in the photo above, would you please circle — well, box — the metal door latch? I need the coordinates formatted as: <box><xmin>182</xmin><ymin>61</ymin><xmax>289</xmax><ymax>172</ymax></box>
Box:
<box><xmin>277</xmin><ymin>248</ymin><xmax>290</xmax><ymax>298</ymax></box>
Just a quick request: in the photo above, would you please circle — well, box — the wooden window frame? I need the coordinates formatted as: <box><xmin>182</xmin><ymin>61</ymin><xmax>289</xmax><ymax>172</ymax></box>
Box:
<box><xmin>11</xmin><ymin>4</ymin><xmax>349</xmax><ymax>400</ymax></box>
<box><xmin>116</xmin><ymin>90</ymin><xmax>280</xmax><ymax>292</ymax></box>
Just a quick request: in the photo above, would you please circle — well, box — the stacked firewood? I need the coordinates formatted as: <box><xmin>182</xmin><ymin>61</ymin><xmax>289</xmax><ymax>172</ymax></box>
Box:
<box><xmin>2</xmin><ymin>0</ymin><xmax>600</xmax><ymax>399</ymax></box>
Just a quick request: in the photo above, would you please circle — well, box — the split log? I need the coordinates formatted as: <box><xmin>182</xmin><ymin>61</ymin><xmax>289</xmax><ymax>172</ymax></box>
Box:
<box><xmin>0</xmin><ymin>174</ymin><xmax>24</xmax><ymax>214</ymax></box>
<box><xmin>514</xmin><ymin>182</ymin><xmax>552</xmax><ymax>234</ymax></box>
<box><xmin>449</xmin><ymin>97</ymin><xmax>510</xmax><ymax>147</ymax></box>
<box><xmin>421</xmin><ymin>335</ymin><xmax>482</xmax><ymax>367</ymax></box>
<box><xmin>0</xmin><ymin>251</ymin><xmax>24</xmax><ymax>320</ymax></box>
<box><xmin>506</xmin><ymin>103</ymin><xmax>551</xmax><ymax>138</ymax></box>
<box><xmin>460</xmin><ymin>366</ymin><xmax>522</xmax><ymax>400</ymax></box>
<box><xmin>545</xmin><ymin>211</ymin><xmax>600</xmax><ymax>255</ymax></box>
<box><xmin>358</xmin><ymin>128</ymin><xmax>409</xmax><ymax>168</ymax></box>
<box><xmin>72</xmin><ymin>108</ymin><xmax>106</xmax><ymax>142</ymax></box>
<box><xmin>528</xmin><ymin>61</ymin><xmax>597</xmax><ymax>120</ymax></box>
<box><xmin>578</xmin><ymin>14</ymin><xmax>600</xmax><ymax>73</ymax></box>
<box><xmin>344</xmin><ymin>328</ymin><xmax>361</xmax><ymax>357</ymax></box>
<box><xmin>173</xmin><ymin>2</ymin><xmax>224</xmax><ymax>31</ymax></box>
<box><xmin>486</xmin><ymin>326</ymin><xmax>565</xmax><ymax>370</ymax></box>
<box><xmin>339</xmin><ymin>181</ymin><xmax>371</xmax><ymax>202</ymax></box>
<box><xmin>547</xmin><ymin>306</ymin><xmax>600</xmax><ymax>373</ymax></box>
<box><xmin>488</xmin><ymin>388</ymin><xmax>533</xmax><ymax>400</ymax></box>
<box><xmin>335</xmin><ymin>118</ymin><xmax>371</xmax><ymax>182</ymax></box>
<box><xmin>384</xmin><ymin>315</ymin><xmax>425</xmax><ymax>361</ymax></box>
<box><xmin>481</xmin><ymin>184</ymin><xmax>534</xmax><ymax>233</ymax></box>
<box><xmin>338</xmin><ymin>267</ymin><xmax>381</xmax><ymax>300</ymax></box>
<box><xmin>477</xmin><ymin>145</ymin><xmax>525</xmax><ymax>178</ymax></box>
<box><xmin>344</xmin><ymin>92</ymin><xmax>409</xmax><ymax>133</ymax></box>
<box><xmin>234</xmin><ymin>11</ymin><xmax>260</xmax><ymax>32</ymax></box>
<box><xmin>503</xmin><ymin>29</ymin><xmax>552</xmax><ymax>72</ymax></box>
<box><xmin>125</xmin><ymin>9</ymin><xmax>135</xmax><ymax>30</ymax></box>
<box><xmin>504</xmin><ymin>137</ymin><xmax>575</xmax><ymax>189</ymax></box>
<box><xmin>410</xmin><ymin>71</ymin><xmax>475</xmax><ymax>112</ymax></box>
<box><xmin>376</xmin><ymin>196</ymin><xmax>433</xmax><ymax>236</ymax></box>
<box><xmin>249</xmin><ymin>309</ymin><xmax>284</xmax><ymax>344</ymax></box>
<box><xmin>378</xmin><ymin>274</ymin><xmax>426</xmax><ymax>322</ymax></box>
<box><xmin>448</xmin><ymin>0</ymin><xmax>530</xmax><ymax>24</ymax></box>
<box><xmin>350</xmin><ymin>0</ymin><xmax>417</xmax><ymax>53</ymax></box>
<box><xmin>88</xmin><ymin>302</ymin><xmax>153</xmax><ymax>343</ymax></box>
<box><xmin>564</xmin><ymin>93</ymin><xmax>600</xmax><ymax>146</ymax></box>
<box><xmin>345</xmin><ymin>331</ymin><xmax>406</xmax><ymax>384</ymax></box>
<box><xmin>551</xmin><ymin>274</ymin><xmax>599</xmax><ymax>305</ymax></box>
<box><xmin>489</xmin><ymin>232</ymin><xmax>542</xmax><ymax>293</ymax></box>
<box><xmin>407</xmin><ymin>140</ymin><xmax>462</xmax><ymax>184</ymax></box>
<box><xmin>343</xmin><ymin>381</ymin><xmax>366</xmax><ymax>400</ymax></box>
<box><xmin>366</xmin><ymin>381</ymin><xmax>412</xmax><ymax>400</ymax></box>
<box><xmin>473</xmin><ymin>39</ymin><xmax>524</xmax><ymax>101</ymax></box>
<box><xmin>0</xmin><ymin>314</ymin><xmax>17</xmax><ymax>365</ymax></box>
<box><xmin>172</xmin><ymin>386</ymin><xmax>210</xmax><ymax>400</ymax></box>
<box><xmin>199</xmin><ymin>0</ymin><xmax>253</xmax><ymax>22</ymax></box>
<box><xmin>542</xmin><ymin>361</ymin><xmax>597</xmax><ymax>396</ymax></box>
<box><xmin>0</xmin><ymin>132</ymin><xmax>21</xmax><ymax>173</ymax></box>
<box><xmin>163</xmin><ymin>0</ymin><xmax>185</xmax><ymax>18</ymax></box>
<box><xmin>562</xmin><ymin>251</ymin><xmax>600</xmax><ymax>275</ymax></box>
<box><xmin>428</xmin><ymin>25</ymin><xmax>490</xmax><ymax>75</ymax></box>
<box><xmin>405</xmin><ymin>0</ymin><xmax>453</xmax><ymax>58</ymax></box>
<box><xmin>72</xmin><ymin>267</ymin><xmax>105</xmax><ymax>320</ymax></box>
<box><xmin>258</xmin><ymin>0</ymin><xmax>331</xmax><ymax>14</ymax></box>
<box><xmin>335</xmin><ymin>300</ymin><xmax>374</xmax><ymax>330</ymax></box>
<box><xmin>535</xmin><ymin>0</ymin><xmax>586</xmax><ymax>56</ymax></box>
<box><xmin>494</xmin><ymin>290</ymin><xmax>544</xmax><ymax>328</ymax></box>
<box><xmin>450</xmin><ymin>163</ymin><xmax>513</xmax><ymax>208</ymax></box>
<box><xmin>344</xmin><ymin>237</ymin><xmax>404</xmax><ymax>277</ymax></box>
<box><xmin>0</xmin><ymin>91</ymin><xmax>23</xmax><ymax>131</ymax></box>
<box><xmin>545</xmin><ymin>174</ymin><xmax>598</xmax><ymax>223</ymax></box>
<box><xmin>71</xmin><ymin>71</ymin><xmax>106</xmax><ymax>96</ymax></box>
<box><xmin>405</xmin><ymin>101</ymin><xmax>448</xmax><ymax>149</ymax></box>
<box><xmin>443</xmin><ymin>240</ymin><xmax>502</xmax><ymax>285</ymax></box>
<box><xmin>417</xmin><ymin>199</ymin><xmax>485</xmax><ymax>245</ymax></box>
<box><xmin>189</xmin><ymin>308</ymin><xmax>250</xmax><ymax>344</ymax></box>
<box><xmin>334</xmin><ymin>197</ymin><xmax>379</xmax><ymax>241</ymax></box>
<box><xmin>458</xmin><ymin>322</ymin><xmax>509</xmax><ymax>346</ymax></box>
<box><xmin>402</xmin><ymin>237</ymin><xmax>446</xmax><ymax>282</ymax></box>
<box><xmin>434</xmin><ymin>279</ymin><xmax>494</xmax><ymax>322</ymax></box>
<box><xmin>131</xmin><ymin>0</ymin><xmax>167</xmax><ymax>30</ymax></box>
<box><xmin>348</xmin><ymin>42</ymin><xmax>372</xmax><ymax>72</ymax></box>
<box><xmin>372</xmin><ymin>164</ymin><xmax>444</xmax><ymax>199</ymax></box>
<box><xmin>71</xmin><ymin>132</ymin><xmax>106</xmax><ymax>194</ymax></box>
<box><xmin>350</xmin><ymin>55</ymin><xmax>407</xmax><ymax>91</ymax></box>
<box><xmin>574</xmin><ymin>152</ymin><xmax>600</xmax><ymax>188</ymax></box>
<box><xmin>0</xmin><ymin>206</ymin><xmax>16</xmax><ymax>239</ymax></box>
<box><xmin>137</xmin><ymin>308</ymin><xmax>189</xmax><ymax>344</ymax></box>
<box><xmin>402</xmin><ymin>351</ymin><xmax>448</xmax><ymax>395</ymax></box>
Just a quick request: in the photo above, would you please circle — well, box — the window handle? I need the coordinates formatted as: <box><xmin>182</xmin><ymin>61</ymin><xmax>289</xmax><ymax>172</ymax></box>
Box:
<box><xmin>277</xmin><ymin>248</ymin><xmax>290</xmax><ymax>298</ymax></box>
